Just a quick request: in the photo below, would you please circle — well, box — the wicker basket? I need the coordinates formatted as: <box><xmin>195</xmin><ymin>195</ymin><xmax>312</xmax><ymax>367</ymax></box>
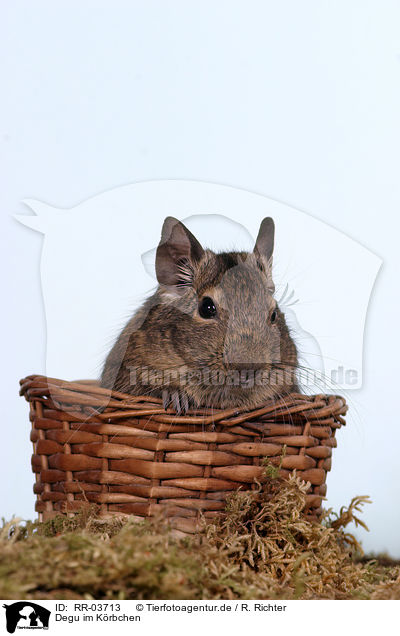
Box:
<box><xmin>20</xmin><ymin>375</ymin><xmax>347</xmax><ymax>534</ymax></box>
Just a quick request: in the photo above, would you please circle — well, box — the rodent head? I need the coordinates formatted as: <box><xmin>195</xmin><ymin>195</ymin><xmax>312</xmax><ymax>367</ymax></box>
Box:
<box><xmin>142</xmin><ymin>216</ymin><xmax>298</xmax><ymax>408</ymax></box>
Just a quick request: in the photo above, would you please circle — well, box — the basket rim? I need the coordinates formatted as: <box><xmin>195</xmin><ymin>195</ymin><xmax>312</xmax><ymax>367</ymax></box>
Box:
<box><xmin>20</xmin><ymin>374</ymin><xmax>347</xmax><ymax>428</ymax></box>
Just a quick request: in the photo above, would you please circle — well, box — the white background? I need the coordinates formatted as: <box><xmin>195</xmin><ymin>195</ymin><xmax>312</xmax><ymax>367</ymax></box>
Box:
<box><xmin>15</xmin><ymin>183</ymin><xmax>380</xmax><ymax>388</ymax></box>
<box><xmin>1</xmin><ymin>0</ymin><xmax>400</xmax><ymax>558</ymax></box>
<box><xmin>1</xmin><ymin>600</ymin><xmax>398</xmax><ymax>634</ymax></box>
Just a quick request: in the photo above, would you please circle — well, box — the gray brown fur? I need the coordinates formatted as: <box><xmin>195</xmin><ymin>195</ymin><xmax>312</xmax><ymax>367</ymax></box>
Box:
<box><xmin>100</xmin><ymin>217</ymin><xmax>298</xmax><ymax>412</ymax></box>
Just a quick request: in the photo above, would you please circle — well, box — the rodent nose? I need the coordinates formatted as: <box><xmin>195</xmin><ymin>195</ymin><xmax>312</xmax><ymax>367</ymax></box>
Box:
<box><xmin>223</xmin><ymin>332</ymin><xmax>268</xmax><ymax>371</ymax></box>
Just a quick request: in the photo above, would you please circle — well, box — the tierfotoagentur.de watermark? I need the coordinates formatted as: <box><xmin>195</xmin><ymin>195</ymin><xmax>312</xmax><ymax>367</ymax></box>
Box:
<box><xmin>128</xmin><ymin>365</ymin><xmax>359</xmax><ymax>390</ymax></box>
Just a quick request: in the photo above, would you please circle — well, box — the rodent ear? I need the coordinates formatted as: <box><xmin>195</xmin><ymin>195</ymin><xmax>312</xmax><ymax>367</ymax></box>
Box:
<box><xmin>254</xmin><ymin>217</ymin><xmax>275</xmax><ymax>263</ymax></box>
<box><xmin>155</xmin><ymin>216</ymin><xmax>204</xmax><ymax>289</ymax></box>
<box><xmin>254</xmin><ymin>217</ymin><xmax>275</xmax><ymax>292</ymax></box>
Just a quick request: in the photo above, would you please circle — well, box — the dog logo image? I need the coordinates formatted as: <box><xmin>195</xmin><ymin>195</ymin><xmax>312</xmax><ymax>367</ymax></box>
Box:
<box><xmin>2</xmin><ymin>602</ymin><xmax>50</xmax><ymax>633</ymax></box>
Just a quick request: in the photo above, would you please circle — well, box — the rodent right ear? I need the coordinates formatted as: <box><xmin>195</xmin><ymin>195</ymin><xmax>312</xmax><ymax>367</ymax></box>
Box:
<box><xmin>155</xmin><ymin>217</ymin><xmax>204</xmax><ymax>289</ymax></box>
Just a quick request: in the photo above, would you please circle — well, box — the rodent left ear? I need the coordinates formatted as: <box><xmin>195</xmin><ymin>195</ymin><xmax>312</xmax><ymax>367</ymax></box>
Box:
<box><xmin>254</xmin><ymin>217</ymin><xmax>275</xmax><ymax>264</ymax></box>
<box><xmin>254</xmin><ymin>217</ymin><xmax>275</xmax><ymax>292</ymax></box>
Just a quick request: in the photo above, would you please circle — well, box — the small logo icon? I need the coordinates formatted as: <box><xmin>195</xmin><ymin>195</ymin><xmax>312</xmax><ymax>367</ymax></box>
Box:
<box><xmin>2</xmin><ymin>602</ymin><xmax>50</xmax><ymax>633</ymax></box>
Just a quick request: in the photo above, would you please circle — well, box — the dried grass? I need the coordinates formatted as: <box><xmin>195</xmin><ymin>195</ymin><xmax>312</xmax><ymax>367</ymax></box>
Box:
<box><xmin>0</xmin><ymin>469</ymin><xmax>398</xmax><ymax>600</ymax></box>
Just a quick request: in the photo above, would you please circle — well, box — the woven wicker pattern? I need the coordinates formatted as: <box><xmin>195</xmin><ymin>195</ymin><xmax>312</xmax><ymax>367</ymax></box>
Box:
<box><xmin>20</xmin><ymin>375</ymin><xmax>347</xmax><ymax>534</ymax></box>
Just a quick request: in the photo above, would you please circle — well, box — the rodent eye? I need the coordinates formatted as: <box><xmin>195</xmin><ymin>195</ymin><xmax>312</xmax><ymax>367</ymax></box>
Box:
<box><xmin>270</xmin><ymin>309</ymin><xmax>277</xmax><ymax>324</ymax></box>
<box><xmin>198</xmin><ymin>296</ymin><xmax>217</xmax><ymax>319</ymax></box>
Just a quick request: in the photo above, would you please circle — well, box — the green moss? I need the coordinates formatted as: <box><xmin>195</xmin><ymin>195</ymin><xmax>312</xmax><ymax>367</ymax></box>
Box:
<box><xmin>0</xmin><ymin>471</ymin><xmax>398</xmax><ymax>600</ymax></box>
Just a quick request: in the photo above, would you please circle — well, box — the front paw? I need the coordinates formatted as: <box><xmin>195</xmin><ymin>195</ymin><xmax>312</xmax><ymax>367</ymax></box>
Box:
<box><xmin>162</xmin><ymin>389</ymin><xmax>190</xmax><ymax>415</ymax></box>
